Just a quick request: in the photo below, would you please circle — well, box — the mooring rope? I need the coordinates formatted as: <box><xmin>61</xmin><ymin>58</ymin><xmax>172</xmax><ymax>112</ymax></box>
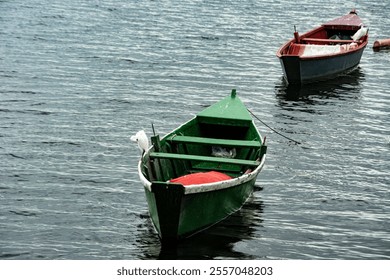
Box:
<box><xmin>248</xmin><ymin>109</ymin><xmax>301</xmax><ymax>145</ymax></box>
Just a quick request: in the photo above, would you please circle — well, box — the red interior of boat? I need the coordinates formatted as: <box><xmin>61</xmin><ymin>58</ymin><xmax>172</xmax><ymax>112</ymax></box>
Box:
<box><xmin>170</xmin><ymin>171</ymin><xmax>232</xmax><ymax>186</ymax></box>
<box><xmin>284</xmin><ymin>26</ymin><xmax>367</xmax><ymax>56</ymax></box>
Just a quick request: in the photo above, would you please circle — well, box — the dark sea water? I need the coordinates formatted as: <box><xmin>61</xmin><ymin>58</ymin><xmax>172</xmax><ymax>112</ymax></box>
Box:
<box><xmin>0</xmin><ymin>0</ymin><xmax>389</xmax><ymax>260</ymax></box>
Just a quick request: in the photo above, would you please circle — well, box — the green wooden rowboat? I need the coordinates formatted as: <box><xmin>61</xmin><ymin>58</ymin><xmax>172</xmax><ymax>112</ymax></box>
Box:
<box><xmin>136</xmin><ymin>90</ymin><xmax>267</xmax><ymax>243</ymax></box>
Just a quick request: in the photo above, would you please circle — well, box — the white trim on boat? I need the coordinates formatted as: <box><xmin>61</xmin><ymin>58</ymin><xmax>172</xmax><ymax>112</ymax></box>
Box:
<box><xmin>138</xmin><ymin>154</ymin><xmax>266</xmax><ymax>195</ymax></box>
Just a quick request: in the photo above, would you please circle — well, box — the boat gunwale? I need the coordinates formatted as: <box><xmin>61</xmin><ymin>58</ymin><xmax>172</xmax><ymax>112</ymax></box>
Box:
<box><xmin>138</xmin><ymin>152</ymin><xmax>266</xmax><ymax>195</ymax></box>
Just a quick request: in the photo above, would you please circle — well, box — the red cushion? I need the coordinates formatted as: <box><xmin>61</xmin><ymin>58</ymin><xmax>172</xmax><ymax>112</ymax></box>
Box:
<box><xmin>170</xmin><ymin>171</ymin><xmax>232</xmax><ymax>186</ymax></box>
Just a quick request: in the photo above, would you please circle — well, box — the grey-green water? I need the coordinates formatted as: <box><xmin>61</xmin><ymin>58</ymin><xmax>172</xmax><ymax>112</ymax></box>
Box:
<box><xmin>1</xmin><ymin>0</ymin><xmax>389</xmax><ymax>259</ymax></box>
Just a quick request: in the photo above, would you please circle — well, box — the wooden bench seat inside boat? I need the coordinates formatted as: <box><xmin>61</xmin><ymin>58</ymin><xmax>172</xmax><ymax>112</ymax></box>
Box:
<box><xmin>168</xmin><ymin>135</ymin><xmax>261</xmax><ymax>148</ymax></box>
<box><xmin>149</xmin><ymin>152</ymin><xmax>260</xmax><ymax>167</ymax></box>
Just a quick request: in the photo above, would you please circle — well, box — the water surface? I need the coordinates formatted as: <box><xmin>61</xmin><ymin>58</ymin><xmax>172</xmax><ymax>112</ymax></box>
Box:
<box><xmin>0</xmin><ymin>0</ymin><xmax>389</xmax><ymax>259</ymax></box>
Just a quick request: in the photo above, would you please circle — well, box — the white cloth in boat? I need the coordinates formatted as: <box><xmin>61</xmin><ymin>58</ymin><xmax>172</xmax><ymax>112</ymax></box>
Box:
<box><xmin>300</xmin><ymin>43</ymin><xmax>357</xmax><ymax>58</ymax></box>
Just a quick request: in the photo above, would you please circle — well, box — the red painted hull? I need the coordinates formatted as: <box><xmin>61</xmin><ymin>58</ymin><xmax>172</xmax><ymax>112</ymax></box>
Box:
<box><xmin>276</xmin><ymin>11</ymin><xmax>368</xmax><ymax>84</ymax></box>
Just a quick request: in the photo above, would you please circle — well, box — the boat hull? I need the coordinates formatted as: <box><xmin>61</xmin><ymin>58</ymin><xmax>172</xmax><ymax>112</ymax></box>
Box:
<box><xmin>142</xmin><ymin>166</ymin><xmax>261</xmax><ymax>243</ymax></box>
<box><xmin>278</xmin><ymin>46</ymin><xmax>366</xmax><ymax>84</ymax></box>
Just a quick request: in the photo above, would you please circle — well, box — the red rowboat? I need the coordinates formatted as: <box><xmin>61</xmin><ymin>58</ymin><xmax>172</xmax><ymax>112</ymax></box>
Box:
<box><xmin>276</xmin><ymin>10</ymin><xmax>368</xmax><ymax>84</ymax></box>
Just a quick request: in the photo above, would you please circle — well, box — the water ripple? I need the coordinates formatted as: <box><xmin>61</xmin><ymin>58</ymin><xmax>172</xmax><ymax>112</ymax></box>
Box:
<box><xmin>0</xmin><ymin>0</ymin><xmax>389</xmax><ymax>260</ymax></box>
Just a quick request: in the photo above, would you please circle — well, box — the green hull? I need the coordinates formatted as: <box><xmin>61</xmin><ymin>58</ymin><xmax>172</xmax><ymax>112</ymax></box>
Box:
<box><xmin>137</xmin><ymin>90</ymin><xmax>267</xmax><ymax>242</ymax></box>
<box><xmin>144</xmin><ymin>172</ymin><xmax>258</xmax><ymax>243</ymax></box>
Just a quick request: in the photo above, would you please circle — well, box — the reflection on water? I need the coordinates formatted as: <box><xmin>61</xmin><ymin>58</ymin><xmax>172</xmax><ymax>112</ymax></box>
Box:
<box><xmin>275</xmin><ymin>67</ymin><xmax>365</xmax><ymax>102</ymax></box>
<box><xmin>373</xmin><ymin>47</ymin><xmax>390</xmax><ymax>53</ymax></box>
<box><xmin>135</xmin><ymin>186</ymin><xmax>264</xmax><ymax>260</ymax></box>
